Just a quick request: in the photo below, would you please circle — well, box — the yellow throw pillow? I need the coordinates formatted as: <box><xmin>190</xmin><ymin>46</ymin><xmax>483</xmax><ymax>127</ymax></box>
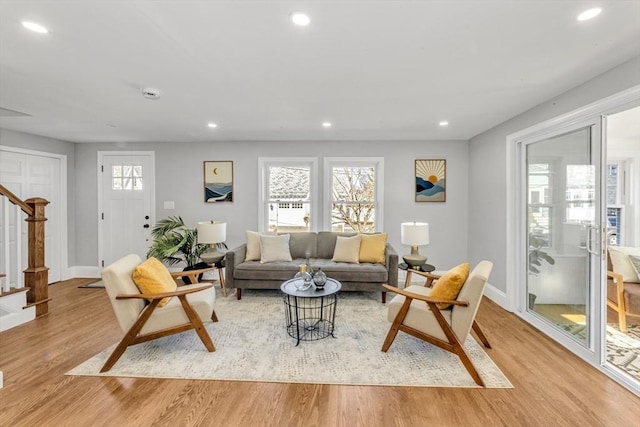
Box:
<box><xmin>132</xmin><ymin>257</ymin><xmax>177</xmax><ymax>307</ymax></box>
<box><xmin>359</xmin><ymin>233</ymin><xmax>388</xmax><ymax>264</ymax></box>
<box><xmin>429</xmin><ymin>263</ymin><xmax>470</xmax><ymax>309</ymax></box>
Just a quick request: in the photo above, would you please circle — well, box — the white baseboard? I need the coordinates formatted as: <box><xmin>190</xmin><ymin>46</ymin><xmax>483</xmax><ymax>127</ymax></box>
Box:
<box><xmin>483</xmin><ymin>282</ymin><xmax>509</xmax><ymax>311</ymax></box>
<box><xmin>68</xmin><ymin>266</ymin><xmax>101</xmax><ymax>279</ymax></box>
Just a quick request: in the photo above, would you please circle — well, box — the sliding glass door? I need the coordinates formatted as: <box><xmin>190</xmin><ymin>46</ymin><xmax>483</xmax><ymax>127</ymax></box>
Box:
<box><xmin>524</xmin><ymin>124</ymin><xmax>603</xmax><ymax>349</ymax></box>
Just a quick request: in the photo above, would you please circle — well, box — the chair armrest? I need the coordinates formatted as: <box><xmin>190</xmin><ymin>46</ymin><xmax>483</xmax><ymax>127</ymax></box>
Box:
<box><xmin>116</xmin><ymin>284</ymin><xmax>213</xmax><ymax>300</ymax></box>
<box><xmin>385</xmin><ymin>243</ymin><xmax>399</xmax><ymax>286</ymax></box>
<box><xmin>225</xmin><ymin>244</ymin><xmax>247</xmax><ymax>289</ymax></box>
<box><xmin>382</xmin><ymin>284</ymin><xmax>469</xmax><ymax>307</ymax></box>
<box><xmin>607</xmin><ymin>270</ymin><xmax>625</xmax><ymax>295</ymax></box>
<box><xmin>170</xmin><ymin>267</ymin><xmax>216</xmax><ymax>284</ymax></box>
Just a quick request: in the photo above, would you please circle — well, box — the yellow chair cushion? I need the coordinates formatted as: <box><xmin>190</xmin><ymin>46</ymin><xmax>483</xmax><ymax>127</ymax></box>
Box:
<box><xmin>359</xmin><ymin>233</ymin><xmax>388</xmax><ymax>264</ymax></box>
<box><xmin>429</xmin><ymin>263</ymin><xmax>470</xmax><ymax>309</ymax></box>
<box><xmin>132</xmin><ymin>257</ymin><xmax>177</xmax><ymax>307</ymax></box>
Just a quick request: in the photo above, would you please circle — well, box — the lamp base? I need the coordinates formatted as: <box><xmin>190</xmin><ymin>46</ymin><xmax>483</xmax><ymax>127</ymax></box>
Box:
<box><xmin>402</xmin><ymin>254</ymin><xmax>427</xmax><ymax>269</ymax></box>
<box><xmin>200</xmin><ymin>250</ymin><xmax>225</xmax><ymax>265</ymax></box>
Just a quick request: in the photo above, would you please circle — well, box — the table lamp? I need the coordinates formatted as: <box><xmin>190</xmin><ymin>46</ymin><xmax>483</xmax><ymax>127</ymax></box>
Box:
<box><xmin>401</xmin><ymin>222</ymin><xmax>429</xmax><ymax>269</ymax></box>
<box><xmin>197</xmin><ymin>221</ymin><xmax>227</xmax><ymax>264</ymax></box>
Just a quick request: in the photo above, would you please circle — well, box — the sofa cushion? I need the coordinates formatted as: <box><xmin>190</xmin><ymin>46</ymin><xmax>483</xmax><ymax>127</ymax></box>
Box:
<box><xmin>429</xmin><ymin>263</ymin><xmax>470</xmax><ymax>309</ymax></box>
<box><xmin>609</xmin><ymin>246</ymin><xmax>640</xmax><ymax>283</ymax></box>
<box><xmin>234</xmin><ymin>259</ymin><xmax>389</xmax><ymax>283</ymax></box>
<box><xmin>260</xmin><ymin>234</ymin><xmax>292</xmax><ymax>263</ymax></box>
<box><xmin>132</xmin><ymin>257</ymin><xmax>177</xmax><ymax>307</ymax></box>
<box><xmin>359</xmin><ymin>233</ymin><xmax>387</xmax><ymax>264</ymax></box>
<box><xmin>332</xmin><ymin>235</ymin><xmax>362</xmax><ymax>263</ymax></box>
<box><xmin>245</xmin><ymin>230</ymin><xmax>262</xmax><ymax>261</ymax></box>
<box><xmin>317</xmin><ymin>232</ymin><xmax>356</xmax><ymax>258</ymax></box>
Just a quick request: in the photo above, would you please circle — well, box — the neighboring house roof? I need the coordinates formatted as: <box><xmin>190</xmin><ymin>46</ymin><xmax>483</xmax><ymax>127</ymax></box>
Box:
<box><xmin>269</xmin><ymin>167</ymin><xmax>309</xmax><ymax>200</ymax></box>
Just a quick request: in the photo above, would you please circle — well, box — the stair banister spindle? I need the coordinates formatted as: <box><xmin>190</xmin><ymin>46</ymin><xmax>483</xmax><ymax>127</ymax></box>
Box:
<box><xmin>15</xmin><ymin>205</ymin><xmax>23</xmax><ymax>288</ymax></box>
<box><xmin>2</xmin><ymin>198</ymin><xmax>10</xmax><ymax>293</ymax></box>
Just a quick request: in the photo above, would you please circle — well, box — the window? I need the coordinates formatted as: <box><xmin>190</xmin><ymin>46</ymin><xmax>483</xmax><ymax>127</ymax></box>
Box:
<box><xmin>325</xmin><ymin>158</ymin><xmax>384</xmax><ymax>233</ymax></box>
<box><xmin>259</xmin><ymin>158</ymin><xmax>317</xmax><ymax>233</ymax></box>
<box><xmin>112</xmin><ymin>165</ymin><xmax>143</xmax><ymax>190</ymax></box>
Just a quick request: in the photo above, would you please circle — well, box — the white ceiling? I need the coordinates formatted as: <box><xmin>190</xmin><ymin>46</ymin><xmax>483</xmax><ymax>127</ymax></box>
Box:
<box><xmin>0</xmin><ymin>1</ymin><xmax>639</xmax><ymax>144</ymax></box>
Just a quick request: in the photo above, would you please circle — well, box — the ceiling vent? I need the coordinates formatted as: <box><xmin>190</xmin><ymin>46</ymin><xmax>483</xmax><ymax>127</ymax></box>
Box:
<box><xmin>141</xmin><ymin>87</ymin><xmax>160</xmax><ymax>100</ymax></box>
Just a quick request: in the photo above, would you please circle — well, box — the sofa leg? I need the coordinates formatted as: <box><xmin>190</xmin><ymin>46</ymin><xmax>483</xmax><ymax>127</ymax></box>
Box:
<box><xmin>381</xmin><ymin>291</ymin><xmax>386</xmax><ymax>304</ymax></box>
<box><xmin>236</xmin><ymin>288</ymin><xmax>242</xmax><ymax>300</ymax></box>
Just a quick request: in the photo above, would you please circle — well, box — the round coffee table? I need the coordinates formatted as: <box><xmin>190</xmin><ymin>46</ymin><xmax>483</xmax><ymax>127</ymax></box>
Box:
<box><xmin>281</xmin><ymin>277</ymin><xmax>341</xmax><ymax>346</ymax></box>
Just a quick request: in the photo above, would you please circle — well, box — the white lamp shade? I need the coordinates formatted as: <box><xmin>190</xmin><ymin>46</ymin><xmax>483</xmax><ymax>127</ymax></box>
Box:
<box><xmin>197</xmin><ymin>221</ymin><xmax>227</xmax><ymax>244</ymax></box>
<box><xmin>401</xmin><ymin>222</ymin><xmax>429</xmax><ymax>246</ymax></box>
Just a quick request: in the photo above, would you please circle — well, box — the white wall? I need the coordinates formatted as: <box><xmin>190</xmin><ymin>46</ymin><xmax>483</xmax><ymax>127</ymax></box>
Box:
<box><xmin>468</xmin><ymin>56</ymin><xmax>640</xmax><ymax>296</ymax></box>
<box><xmin>73</xmin><ymin>140</ymin><xmax>469</xmax><ymax>269</ymax></box>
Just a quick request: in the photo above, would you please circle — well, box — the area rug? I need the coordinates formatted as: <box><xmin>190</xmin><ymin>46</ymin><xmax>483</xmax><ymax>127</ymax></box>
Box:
<box><xmin>561</xmin><ymin>322</ymin><xmax>640</xmax><ymax>381</ymax></box>
<box><xmin>67</xmin><ymin>290</ymin><xmax>512</xmax><ymax>388</ymax></box>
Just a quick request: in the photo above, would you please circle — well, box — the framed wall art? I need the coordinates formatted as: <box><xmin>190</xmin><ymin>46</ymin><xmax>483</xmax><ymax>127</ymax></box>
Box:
<box><xmin>415</xmin><ymin>159</ymin><xmax>446</xmax><ymax>202</ymax></box>
<box><xmin>204</xmin><ymin>161</ymin><xmax>233</xmax><ymax>203</ymax></box>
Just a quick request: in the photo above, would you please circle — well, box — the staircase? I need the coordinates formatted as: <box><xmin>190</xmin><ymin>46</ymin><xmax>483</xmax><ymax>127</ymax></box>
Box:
<box><xmin>0</xmin><ymin>274</ymin><xmax>35</xmax><ymax>332</ymax></box>
<box><xmin>0</xmin><ymin>184</ymin><xmax>49</xmax><ymax>332</ymax></box>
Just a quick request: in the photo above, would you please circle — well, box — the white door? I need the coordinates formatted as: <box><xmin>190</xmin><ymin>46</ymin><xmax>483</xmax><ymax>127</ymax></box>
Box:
<box><xmin>99</xmin><ymin>152</ymin><xmax>155</xmax><ymax>267</ymax></box>
<box><xmin>0</xmin><ymin>149</ymin><xmax>63</xmax><ymax>284</ymax></box>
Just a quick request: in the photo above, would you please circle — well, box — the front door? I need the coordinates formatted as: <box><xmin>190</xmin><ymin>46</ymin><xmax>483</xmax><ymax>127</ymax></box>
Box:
<box><xmin>99</xmin><ymin>152</ymin><xmax>155</xmax><ymax>267</ymax></box>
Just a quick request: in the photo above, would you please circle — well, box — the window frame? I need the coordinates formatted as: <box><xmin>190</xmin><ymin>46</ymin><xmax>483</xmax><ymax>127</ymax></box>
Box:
<box><xmin>323</xmin><ymin>157</ymin><xmax>384</xmax><ymax>232</ymax></box>
<box><xmin>258</xmin><ymin>157</ymin><xmax>318</xmax><ymax>233</ymax></box>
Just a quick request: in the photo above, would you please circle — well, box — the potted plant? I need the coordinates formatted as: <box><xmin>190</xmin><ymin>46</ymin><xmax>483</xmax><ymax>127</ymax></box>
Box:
<box><xmin>147</xmin><ymin>216</ymin><xmax>208</xmax><ymax>283</ymax></box>
<box><xmin>528</xmin><ymin>233</ymin><xmax>555</xmax><ymax>308</ymax></box>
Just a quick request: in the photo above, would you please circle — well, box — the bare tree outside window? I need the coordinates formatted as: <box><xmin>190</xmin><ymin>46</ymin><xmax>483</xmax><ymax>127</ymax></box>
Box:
<box><xmin>331</xmin><ymin>166</ymin><xmax>376</xmax><ymax>232</ymax></box>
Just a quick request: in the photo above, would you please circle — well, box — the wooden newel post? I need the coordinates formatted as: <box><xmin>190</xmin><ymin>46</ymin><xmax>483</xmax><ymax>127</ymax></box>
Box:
<box><xmin>24</xmin><ymin>197</ymin><xmax>50</xmax><ymax>317</ymax></box>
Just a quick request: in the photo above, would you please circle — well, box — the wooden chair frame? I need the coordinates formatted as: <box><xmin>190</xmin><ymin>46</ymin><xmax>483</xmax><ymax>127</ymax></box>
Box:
<box><xmin>170</xmin><ymin>266</ymin><xmax>227</xmax><ymax>297</ymax></box>
<box><xmin>607</xmin><ymin>270</ymin><xmax>640</xmax><ymax>333</ymax></box>
<box><xmin>381</xmin><ymin>282</ymin><xmax>491</xmax><ymax>387</ymax></box>
<box><xmin>101</xmin><ymin>284</ymin><xmax>218</xmax><ymax>372</ymax></box>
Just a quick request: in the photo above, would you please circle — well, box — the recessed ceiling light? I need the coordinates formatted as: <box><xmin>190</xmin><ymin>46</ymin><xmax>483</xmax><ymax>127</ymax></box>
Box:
<box><xmin>21</xmin><ymin>21</ymin><xmax>48</xmax><ymax>34</ymax></box>
<box><xmin>322</xmin><ymin>122</ymin><xmax>332</xmax><ymax>128</ymax></box>
<box><xmin>290</xmin><ymin>12</ymin><xmax>310</xmax><ymax>26</ymax></box>
<box><xmin>577</xmin><ymin>8</ymin><xmax>602</xmax><ymax>21</ymax></box>
<box><xmin>439</xmin><ymin>121</ymin><xmax>449</xmax><ymax>127</ymax></box>
<box><xmin>207</xmin><ymin>123</ymin><xmax>218</xmax><ymax>128</ymax></box>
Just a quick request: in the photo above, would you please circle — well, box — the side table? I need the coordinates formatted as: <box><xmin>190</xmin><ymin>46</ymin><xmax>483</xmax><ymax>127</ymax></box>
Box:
<box><xmin>281</xmin><ymin>278</ymin><xmax>341</xmax><ymax>346</ymax></box>
<box><xmin>170</xmin><ymin>262</ymin><xmax>227</xmax><ymax>297</ymax></box>
<box><xmin>399</xmin><ymin>262</ymin><xmax>436</xmax><ymax>288</ymax></box>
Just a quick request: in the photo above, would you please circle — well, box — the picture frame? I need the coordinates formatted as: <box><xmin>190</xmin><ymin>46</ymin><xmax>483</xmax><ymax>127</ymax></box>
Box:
<box><xmin>415</xmin><ymin>159</ymin><xmax>446</xmax><ymax>202</ymax></box>
<box><xmin>204</xmin><ymin>161</ymin><xmax>233</xmax><ymax>203</ymax></box>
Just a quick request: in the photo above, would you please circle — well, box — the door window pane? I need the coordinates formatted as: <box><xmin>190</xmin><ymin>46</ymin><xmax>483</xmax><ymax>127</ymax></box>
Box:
<box><xmin>526</xmin><ymin>127</ymin><xmax>594</xmax><ymax>347</ymax></box>
<box><xmin>111</xmin><ymin>164</ymin><xmax>143</xmax><ymax>191</ymax></box>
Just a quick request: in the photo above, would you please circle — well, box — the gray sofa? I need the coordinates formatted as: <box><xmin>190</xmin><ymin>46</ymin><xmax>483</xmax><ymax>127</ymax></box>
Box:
<box><xmin>225</xmin><ymin>231</ymin><xmax>398</xmax><ymax>302</ymax></box>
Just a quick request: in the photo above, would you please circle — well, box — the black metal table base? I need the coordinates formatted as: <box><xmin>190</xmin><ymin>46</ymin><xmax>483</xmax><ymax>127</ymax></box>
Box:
<box><xmin>283</xmin><ymin>294</ymin><xmax>338</xmax><ymax>346</ymax></box>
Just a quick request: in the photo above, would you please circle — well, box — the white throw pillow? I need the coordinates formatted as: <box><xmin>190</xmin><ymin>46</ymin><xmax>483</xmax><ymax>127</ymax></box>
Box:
<box><xmin>260</xmin><ymin>234</ymin><xmax>292</xmax><ymax>263</ymax></box>
<box><xmin>332</xmin><ymin>235</ymin><xmax>362</xmax><ymax>264</ymax></box>
<box><xmin>245</xmin><ymin>230</ymin><xmax>262</xmax><ymax>261</ymax></box>
<box><xmin>608</xmin><ymin>246</ymin><xmax>640</xmax><ymax>283</ymax></box>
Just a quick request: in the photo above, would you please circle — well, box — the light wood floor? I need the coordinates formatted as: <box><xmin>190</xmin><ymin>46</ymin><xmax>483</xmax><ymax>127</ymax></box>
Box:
<box><xmin>1</xmin><ymin>278</ymin><xmax>639</xmax><ymax>427</ymax></box>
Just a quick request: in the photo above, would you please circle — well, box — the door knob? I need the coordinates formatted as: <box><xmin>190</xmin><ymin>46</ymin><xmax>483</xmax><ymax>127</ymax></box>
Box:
<box><xmin>143</xmin><ymin>224</ymin><xmax>150</xmax><ymax>228</ymax></box>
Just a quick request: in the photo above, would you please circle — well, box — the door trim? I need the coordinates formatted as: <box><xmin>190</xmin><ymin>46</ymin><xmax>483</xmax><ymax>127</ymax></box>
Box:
<box><xmin>97</xmin><ymin>151</ymin><xmax>155</xmax><ymax>269</ymax></box>
<box><xmin>0</xmin><ymin>145</ymin><xmax>69</xmax><ymax>281</ymax></box>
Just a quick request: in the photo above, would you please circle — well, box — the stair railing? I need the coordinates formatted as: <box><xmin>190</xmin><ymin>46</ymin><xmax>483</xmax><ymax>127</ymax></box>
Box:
<box><xmin>0</xmin><ymin>184</ymin><xmax>50</xmax><ymax>316</ymax></box>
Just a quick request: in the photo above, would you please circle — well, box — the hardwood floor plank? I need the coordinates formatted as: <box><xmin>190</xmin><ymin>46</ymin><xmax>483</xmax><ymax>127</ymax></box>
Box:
<box><xmin>0</xmin><ymin>279</ymin><xmax>638</xmax><ymax>427</ymax></box>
